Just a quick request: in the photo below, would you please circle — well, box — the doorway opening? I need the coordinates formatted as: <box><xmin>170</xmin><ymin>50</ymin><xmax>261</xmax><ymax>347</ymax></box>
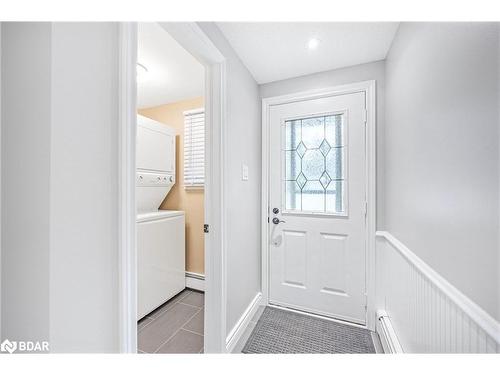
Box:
<box><xmin>118</xmin><ymin>22</ymin><xmax>227</xmax><ymax>353</ymax></box>
<box><xmin>135</xmin><ymin>22</ymin><xmax>206</xmax><ymax>353</ymax></box>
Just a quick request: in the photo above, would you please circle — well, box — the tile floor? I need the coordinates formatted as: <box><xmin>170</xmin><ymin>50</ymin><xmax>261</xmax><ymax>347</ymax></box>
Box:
<box><xmin>137</xmin><ymin>288</ymin><xmax>204</xmax><ymax>353</ymax></box>
<box><xmin>138</xmin><ymin>293</ymin><xmax>383</xmax><ymax>354</ymax></box>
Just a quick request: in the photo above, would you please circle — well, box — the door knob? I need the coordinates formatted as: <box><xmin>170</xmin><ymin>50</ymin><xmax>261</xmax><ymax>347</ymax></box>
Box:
<box><xmin>272</xmin><ymin>217</ymin><xmax>285</xmax><ymax>225</ymax></box>
<box><xmin>272</xmin><ymin>207</ymin><xmax>279</xmax><ymax>214</ymax></box>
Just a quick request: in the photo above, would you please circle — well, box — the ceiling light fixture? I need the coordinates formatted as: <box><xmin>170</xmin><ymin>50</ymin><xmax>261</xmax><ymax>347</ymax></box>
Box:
<box><xmin>137</xmin><ymin>63</ymin><xmax>149</xmax><ymax>81</ymax></box>
<box><xmin>307</xmin><ymin>37</ymin><xmax>320</xmax><ymax>50</ymax></box>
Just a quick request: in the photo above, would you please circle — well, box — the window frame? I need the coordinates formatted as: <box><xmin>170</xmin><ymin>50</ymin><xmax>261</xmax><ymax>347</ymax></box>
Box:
<box><xmin>183</xmin><ymin>107</ymin><xmax>205</xmax><ymax>190</ymax></box>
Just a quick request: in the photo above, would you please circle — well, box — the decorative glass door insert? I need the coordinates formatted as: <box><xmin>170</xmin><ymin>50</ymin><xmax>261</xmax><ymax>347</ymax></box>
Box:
<box><xmin>283</xmin><ymin>113</ymin><xmax>346</xmax><ymax>215</ymax></box>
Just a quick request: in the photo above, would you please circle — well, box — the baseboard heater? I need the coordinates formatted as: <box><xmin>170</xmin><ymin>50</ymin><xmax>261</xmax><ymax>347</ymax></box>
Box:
<box><xmin>376</xmin><ymin>310</ymin><xmax>404</xmax><ymax>353</ymax></box>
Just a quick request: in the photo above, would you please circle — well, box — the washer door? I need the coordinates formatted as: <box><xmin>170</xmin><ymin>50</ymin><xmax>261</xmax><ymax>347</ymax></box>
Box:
<box><xmin>137</xmin><ymin>214</ymin><xmax>185</xmax><ymax>320</ymax></box>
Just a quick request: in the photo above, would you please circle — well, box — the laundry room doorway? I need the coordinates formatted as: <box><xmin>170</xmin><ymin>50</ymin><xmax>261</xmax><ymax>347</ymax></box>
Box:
<box><xmin>118</xmin><ymin>22</ymin><xmax>228</xmax><ymax>353</ymax></box>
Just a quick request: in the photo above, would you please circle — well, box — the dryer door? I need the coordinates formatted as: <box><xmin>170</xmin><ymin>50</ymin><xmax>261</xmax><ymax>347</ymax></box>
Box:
<box><xmin>137</xmin><ymin>115</ymin><xmax>176</xmax><ymax>173</ymax></box>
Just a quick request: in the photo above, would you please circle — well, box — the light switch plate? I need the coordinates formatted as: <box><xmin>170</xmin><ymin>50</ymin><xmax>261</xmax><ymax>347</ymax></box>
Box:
<box><xmin>242</xmin><ymin>163</ymin><xmax>249</xmax><ymax>181</ymax></box>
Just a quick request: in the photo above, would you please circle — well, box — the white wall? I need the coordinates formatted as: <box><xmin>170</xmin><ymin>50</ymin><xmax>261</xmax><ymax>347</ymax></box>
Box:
<box><xmin>1</xmin><ymin>22</ymin><xmax>121</xmax><ymax>351</ymax></box>
<box><xmin>497</xmin><ymin>23</ymin><xmax>500</xmax><ymax>318</ymax></box>
<box><xmin>260</xmin><ymin>61</ymin><xmax>386</xmax><ymax>227</ymax></box>
<box><xmin>0</xmin><ymin>21</ymin><xmax>3</xmax><ymax>340</ymax></box>
<box><xmin>197</xmin><ymin>23</ymin><xmax>262</xmax><ymax>337</ymax></box>
<box><xmin>49</xmin><ymin>23</ymin><xmax>119</xmax><ymax>352</ymax></box>
<box><xmin>1</xmin><ymin>22</ymin><xmax>52</xmax><ymax>343</ymax></box>
<box><xmin>385</xmin><ymin>23</ymin><xmax>499</xmax><ymax>320</ymax></box>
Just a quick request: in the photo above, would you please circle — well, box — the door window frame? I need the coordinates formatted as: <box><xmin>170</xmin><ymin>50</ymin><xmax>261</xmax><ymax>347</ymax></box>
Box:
<box><xmin>280</xmin><ymin>110</ymin><xmax>349</xmax><ymax>217</ymax></box>
<box><xmin>261</xmin><ymin>80</ymin><xmax>377</xmax><ymax>330</ymax></box>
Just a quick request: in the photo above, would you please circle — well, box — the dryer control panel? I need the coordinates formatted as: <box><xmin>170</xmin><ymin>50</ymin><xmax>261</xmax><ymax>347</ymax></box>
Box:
<box><xmin>136</xmin><ymin>172</ymin><xmax>175</xmax><ymax>187</ymax></box>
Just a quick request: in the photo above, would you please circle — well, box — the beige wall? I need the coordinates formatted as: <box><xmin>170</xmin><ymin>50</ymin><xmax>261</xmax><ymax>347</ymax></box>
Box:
<box><xmin>139</xmin><ymin>97</ymin><xmax>205</xmax><ymax>275</ymax></box>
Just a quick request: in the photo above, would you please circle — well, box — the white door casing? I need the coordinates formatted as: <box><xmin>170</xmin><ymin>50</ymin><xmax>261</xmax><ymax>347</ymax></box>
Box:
<box><xmin>267</xmin><ymin>90</ymin><xmax>368</xmax><ymax>325</ymax></box>
<box><xmin>118</xmin><ymin>22</ymin><xmax>228</xmax><ymax>353</ymax></box>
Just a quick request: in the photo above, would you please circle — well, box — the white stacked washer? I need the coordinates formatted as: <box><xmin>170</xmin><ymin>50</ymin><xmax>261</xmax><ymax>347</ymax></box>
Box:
<box><xmin>136</xmin><ymin>114</ymin><xmax>185</xmax><ymax>320</ymax></box>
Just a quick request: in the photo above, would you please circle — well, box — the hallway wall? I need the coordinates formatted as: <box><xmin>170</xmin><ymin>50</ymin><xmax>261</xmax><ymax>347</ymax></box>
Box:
<box><xmin>385</xmin><ymin>23</ymin><xmax>500</xmax><ymax>320</ymax></box>
<box><xmin>139</xmin><ymin>97</ymin><xmax>205</xmax><ymax>275</ymax></box>
<box><xmin>260</xmin><ymin>61</ymin><xmax>386</xmax><ymax>228</ymax></box>
<box><xmin>1</xmin><ymin>22</ymin><xmax>121</xmax><ymax>351</ymax></box>
<box><xmin>1</xmin><ymin>22</ymin><xmax>52</xmax><ymax>343</ymax></box>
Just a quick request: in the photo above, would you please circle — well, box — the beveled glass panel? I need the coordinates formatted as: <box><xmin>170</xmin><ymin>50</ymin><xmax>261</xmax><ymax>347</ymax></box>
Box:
<box><xmin>302</xmin><ymin>149</ymin><xmax>324</xmax><ymax>180</ymax></box>
<box><xmin>325</xmin><ymin>148</ymin><xmax>344</xmax><ymax>180</ymax></box>
<box><xmin>283</xmin><ymin>113</ymin><xmax>346</xmax><ymax>214</ymax></box>
<box><xmin>285</xmin><ymin>119</ymin><xmax>301</xmax><ymax>150</ymax></box>
<box><xmin>326</xmin><ymin>180</ymin><xmax>345</xmax><ymax>213</ymax></box>
<box><xmin>301</xmin><ymin>117</ymin><xmax>324</xmax><ymax>148</ymax></box>
<box><xmin>285</xmin><ymin>151</ymin><xmax>300</xmax><ymax>180</ymax></box>
<box><xmin>285</xmin><ymin>181</ymin><xmax>301</xmax><ymax>210</ymax></box>
<box><xmin>302</xmin><ymin>181</ymin><xmax>325</xmax><ymax>212</ymax></box>
<box><xmin>325</xmin><ymin>114</ymin><xmax>343</xmax><ymax>146</ymax></box>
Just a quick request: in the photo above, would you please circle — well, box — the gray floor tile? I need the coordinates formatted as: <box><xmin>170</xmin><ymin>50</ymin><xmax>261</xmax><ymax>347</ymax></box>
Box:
<box><xmin>179</xmin><ymin>290</ymin><xmax>204</xmax><ymax>308</ymax></box>
<box><xmin>184</xmin><ymin>309</ymin><xmax>204</xmax><ymax>335</ymax></box>
<box><xmin>138</xmin><ymin>303</ymin><xmax>199</xmax><ymax>353</ymax></box>
<box><xmin>156</xmin><ymin>329</ymin><xmax>204</xmax><ymax>354</ymax></box>
<box><xmin>149</xmin><ymin>289</ymin><xmax>191</xmax><ymax>320</ymax></box>
<box><xmin>138</xmin><ymin>317</ymin><xmax>153</xmax><ymax>332</ymax></box>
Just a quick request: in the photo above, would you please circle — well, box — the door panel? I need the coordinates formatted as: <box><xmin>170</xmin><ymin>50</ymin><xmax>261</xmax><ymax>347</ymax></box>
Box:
<box><xmin>282</xmin><ymin>230</ymin><xmax>307</xmax><ymax>288</ymax></box>
<box><xmin>268</xmin><ymin>92</ymin><xmax>366</xmax><ymax>324</ymax></box>
<box><xmin>319</xmin><ymin>233</ymin><xmax>348</xmax><ymax>296</ymax></box>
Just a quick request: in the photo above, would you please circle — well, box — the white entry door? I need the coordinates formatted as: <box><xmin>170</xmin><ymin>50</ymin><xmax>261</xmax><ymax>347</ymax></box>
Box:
<box><xmin>268</xmin><ymin>91</ymin><xmax>367</xmax><ymax>324</ymax></box>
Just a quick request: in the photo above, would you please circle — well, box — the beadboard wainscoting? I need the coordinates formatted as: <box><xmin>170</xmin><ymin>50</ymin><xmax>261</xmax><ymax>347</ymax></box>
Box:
<box><xmin>375</xmin><ymin>231</ymin><xmax>500</xmax><ymax>353</ymax></box>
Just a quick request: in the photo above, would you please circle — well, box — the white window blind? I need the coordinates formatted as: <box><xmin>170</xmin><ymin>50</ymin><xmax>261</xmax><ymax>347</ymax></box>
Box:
<box><xmin>183</xmin><ymin>108</ymin><xmax>205</xmax><ymax>189</ymax></box>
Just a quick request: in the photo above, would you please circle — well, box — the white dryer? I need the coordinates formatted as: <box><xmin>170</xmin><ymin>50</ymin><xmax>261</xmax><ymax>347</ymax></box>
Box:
<box><xmin>136</xmin><ymin>115</ymin><xmax>185</xmax><ymax>320</ymax></box>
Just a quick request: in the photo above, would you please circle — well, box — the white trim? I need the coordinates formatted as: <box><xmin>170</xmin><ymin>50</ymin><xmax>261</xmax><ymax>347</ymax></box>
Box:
<box><xmin>376</xmin><ymin>310</ymin><xmax>404</xmax><ymax>353</ymax></box>
<box><xmin>261</xmin><ymin>80</ymin><xmax>377</xmax><ymax>330</ymax></box>
<box><xmin>160</xmin><ymin>22</ymin><xmax>227</xmax><ymax>353</ymax></box>
<box><xmin>376</xmin><ymin>231</ymin><xmax>500</xmax><ymax>344</ymax></box>
<box><xmin>0</xmin><ymin>22</ymin><xmax>2</xmax><ymax>340</ymax></box>
<box><xmin>117</xmin><ymin>22</ymin><xmax>137</xmax><ymax>353</ymax></box>
<box><xmin>271</xmin><ymin>303</ymin><xmax>368</xmax><ymax>330</ymax></box>
<box><xmin>186</xmin><ymin>272</ymin><xmax>205</xmax><ymax>292</ymax></box>
<box><xmin>118</xmin><ymin>22</ymin><xmax>228</xmax><ymax>353</ymax></box>
<box><xmin>225</xmin><ymin>292</ymin><xmax>262</xmax><ymax>353</ymax></box>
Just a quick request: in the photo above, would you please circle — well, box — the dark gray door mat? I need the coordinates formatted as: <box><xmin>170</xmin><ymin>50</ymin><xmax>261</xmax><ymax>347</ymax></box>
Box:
<box><xmin>242</xmin><ymin>306</ymin><xmax>375</xmax><ymax>354</ymax></box>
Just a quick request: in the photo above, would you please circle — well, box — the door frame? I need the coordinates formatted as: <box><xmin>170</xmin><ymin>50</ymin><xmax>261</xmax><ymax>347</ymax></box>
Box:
<box><xmin>261</xmin><ymin>80</ymin><xmax>377</xmax><ymax>331</ymax></box>
<box><xmin>118</xmin><ymin>22</ymin><xmax>228</xmax><ymax>353</ymax></box>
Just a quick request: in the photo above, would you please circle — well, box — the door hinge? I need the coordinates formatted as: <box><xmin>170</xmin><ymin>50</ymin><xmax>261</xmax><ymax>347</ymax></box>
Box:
<box><xmin>363</xmin><ymin>201</ymin><xmax>368</xmax><ymax>218</ymax></box>
<box><xmin>204</xmin><ymin>224</ymin><xmax>209</xmax><ymax>233</ymax></box>
<box><xmin>363</xmin><ymin>109</ymin><xmax>368</xmax><ymax>124</ymax></box>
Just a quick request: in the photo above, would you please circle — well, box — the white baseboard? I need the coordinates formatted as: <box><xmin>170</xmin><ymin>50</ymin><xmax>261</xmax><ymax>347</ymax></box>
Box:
<box><xmin>376</xmin><ymin>310</ymin><xmax>403</xmax><ymax>353</ymax></box>
<box><xmin>225</xmin><ymin>292</ymin><xmax>262</xmax><ymax>353</ymax></box>
<box><xmin>185</xmin><ymin>272</ymin><xmax>205</xmax><ymax>292</ymax></box>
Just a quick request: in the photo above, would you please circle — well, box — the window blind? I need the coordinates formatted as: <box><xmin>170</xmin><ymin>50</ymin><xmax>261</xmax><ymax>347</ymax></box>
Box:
<box><xmin>183</xmin><ymin>108</ymin><xmax>205</xmax><ymax>189</ymax></box>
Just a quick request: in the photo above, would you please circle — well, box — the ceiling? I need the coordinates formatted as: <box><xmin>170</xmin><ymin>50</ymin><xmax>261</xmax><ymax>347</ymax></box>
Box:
<box><xmin>217</xmin><ymin>22</ymin><xmax>399</xmax><ymax>84</ymax></box>
<box><xmin>137</xmin><ymin>23</ymin><xmax>204</xmax><ymax>109</ymax></box>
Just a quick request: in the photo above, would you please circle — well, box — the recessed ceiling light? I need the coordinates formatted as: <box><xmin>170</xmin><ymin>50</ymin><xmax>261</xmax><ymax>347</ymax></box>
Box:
<box><xmin>307</xmin><ymin>37</ymin><xmax>320</xmax><ymax>50</ymax></box>
<box><xmin>137</xmin><ymin>63</ymin><xmax>149</xmax><ymax>81</ymax></box>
